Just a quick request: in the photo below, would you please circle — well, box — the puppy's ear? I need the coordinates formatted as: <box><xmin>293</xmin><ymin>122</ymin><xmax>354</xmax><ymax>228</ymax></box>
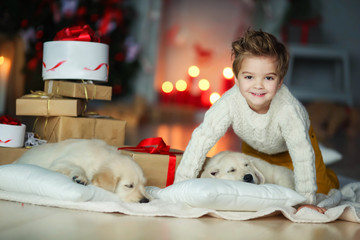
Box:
<box><xmin>250</xmin><ymin>163</ymin><xmax>266</xmax><ymax>184</ymax></box>
<box><xmin>92</xmin><ymin>169</ymin><xmax>120</xmax><ymax>193</ymax></box>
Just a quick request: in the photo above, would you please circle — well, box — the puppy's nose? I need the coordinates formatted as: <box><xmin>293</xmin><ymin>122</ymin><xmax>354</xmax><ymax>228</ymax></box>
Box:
<box><xmin>243</xmin><ymin>174</ymin><xmax>253</xmax><ymax>183</ymax></box>
<box><xmin>139</xmin><ymin>197</ymin><xmax>150</xmax><ymax>203</ymax></box>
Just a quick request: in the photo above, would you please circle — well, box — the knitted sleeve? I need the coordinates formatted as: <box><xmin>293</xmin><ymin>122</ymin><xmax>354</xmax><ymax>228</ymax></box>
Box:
<box><xmin>174</xmin><ymin>96</ymin><xmax>232</xmax><ymax>183</ymax></box>
<box><xmin>280</xmin><ymin>104</ymin><xmax>317</xmax><ymax>204</ymax></box>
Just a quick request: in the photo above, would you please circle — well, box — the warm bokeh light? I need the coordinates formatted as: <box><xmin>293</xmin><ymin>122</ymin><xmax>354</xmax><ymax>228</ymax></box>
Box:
<box><xmin>162</xmin><ymin>81</ymin><xmax>174</xmax><ymax>93</ymax></box>
<box><xmin>223</xmin><ymin>67</ymin><xmax>234</xmax><ymax>79</ymax></box>
<box><xmin>188</xmin><ymin>65</ymin><xmax>200</xmax><ymax>78</ymax></box>
<box><xmin>0</xmin><ymin>56</ymin><xmax>4</xmax><ymax>65</ymax></box>
<box><xmin>210</xmin><ymin>92</ymin><xmax>221</xmax><ymax>104</ymax></box>
<box><xmin>175</xmin><ymin>79</ymin><xmax>187</xmax><ymax>92</ymax></box>
<box><xmin>198</xmin><ymin>78</ymin><xmax>210</xmax><ymax>91</ymax></box>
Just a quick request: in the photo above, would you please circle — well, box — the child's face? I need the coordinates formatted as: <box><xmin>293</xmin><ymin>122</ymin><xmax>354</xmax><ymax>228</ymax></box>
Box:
<box><xmin>235</xmin><ymin>55</ymin><xmax>283</xmax><ymax>114</ymax></box>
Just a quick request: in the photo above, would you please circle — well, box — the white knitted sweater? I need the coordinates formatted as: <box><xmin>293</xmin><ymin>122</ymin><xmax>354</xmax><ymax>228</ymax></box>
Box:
<box><xmin>175</xmin><ymin>85</ymin><xmax>317</xmax><ymax>204</ymax></box>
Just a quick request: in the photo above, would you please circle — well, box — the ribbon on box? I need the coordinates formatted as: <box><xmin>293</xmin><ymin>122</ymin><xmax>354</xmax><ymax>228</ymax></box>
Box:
<box><xmin>118</xmin><ymin>137</ymin><xmax>182</xmax><ymax>187</ymax></box>
<box><xmin>54</xmin><ymin>25</ymin><xmax>101</xmax><ymax>42</ymax></box>
<box><xmin>0</xmin><ymin>115</ymin><xmax>22</xmax><ymax>126</ymax></box>
<box><xmin>26</xmin><ymin>90</ymin><xmax>62</xmax><ymax>99</ymax></box>
<box><xmin>25</xmin><ymin>91</ymin><xmax>61</xmax><ymax>133</ymax></box>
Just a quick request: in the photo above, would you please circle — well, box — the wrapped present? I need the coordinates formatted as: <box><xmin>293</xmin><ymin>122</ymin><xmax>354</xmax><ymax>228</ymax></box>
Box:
<box><xmin>119</xmin><ymin>138</ymin><xmax>183</xmax><ymax>188</ymax></box>
<box><xmin>0</xmin><ymin>147</ymin><xmax>28</xmax><ymax>165</ymax></box>
<box><xmin>42</xmin><ymin>25</ymin><xmax>109</xmax><ymax>82</ymax></box>
<box><xmin>33</xmin><ymin>116</ymin><xmax>126</xmax><ymax>146</ymax></box>
<box><xmin>16</xmin><ymin>92</ymin><xmax>85</xmax><ymax>117</ymax></box>
<box><xmin>0</xmin><ymin>115</ymin><xmax>26</xmax><ymax>148</ymax></box>
<box><xmin>44</xmin><ymin>80</ymin><xmax>112</xmax><ymax>101</ymax></box>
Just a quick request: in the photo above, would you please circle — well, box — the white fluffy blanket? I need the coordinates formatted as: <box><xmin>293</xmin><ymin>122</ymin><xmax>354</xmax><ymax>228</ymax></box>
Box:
<box><xmin>0</xmin><ymin>182</ymin><xmax>360</xmax><ymax>223</ymax></box>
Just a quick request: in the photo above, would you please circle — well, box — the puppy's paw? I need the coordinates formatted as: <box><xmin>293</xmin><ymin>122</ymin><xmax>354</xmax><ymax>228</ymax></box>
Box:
<box><xmin>72</xmin><ymin>175</ymin><xmax>89</xmax><ymax>185</ymax></box>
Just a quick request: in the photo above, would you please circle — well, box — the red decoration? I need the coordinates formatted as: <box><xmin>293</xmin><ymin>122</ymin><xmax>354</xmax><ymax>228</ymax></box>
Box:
<box><xmin>98</xmin><ymin>8</ymin><xmax>123</xmax><ymax>36</ymax></box>
<box><xmin>54</xmin><ymin>25</ymin><xmax>101</xmax><ymax>42</ymax></box>
<box><xmin>27</xmin><ymin>58</ymin><xmax>39</xmax><ymax>71</ymax></box>
<box><xmin>200</xmin><ymin>89</ymin><xmax>211</xmax><ymax>108</ymax></box>
<box><xmin>118</xmin><ymin>137</ymin><xmax>182</xmax><ymax>187</ymax></box>
<box><xmin>282</xmin><ymin>17</ymin><xmax>321</xmax><ymax>45</ymax></box>
<box><xmin>159</xmin><ymin>91</ymin><xmax>173</xmax><ymax>105</ymax></box>
<box><xmin>45</xmin><ymin>60</ymin><xmax>67</xmax><ymax>72</ymax></box>
<box><xmin>194</xmin><ymin>43</ymin><xmax>213</xmax><ymax>65</ymax></box>
<box><xmin>221</xmin><ymin>77</ymin><xmax>234</xmax><ymax>94</ymax></box>
<box><xmin>0</xmin><ymin>115</ymin><xmax>22</xmax><ymax>126</ymax></box>
<box><xmin>112</xmin><ymin>85</ymin><xmax>122</xmax><ymax>95</ymax></box>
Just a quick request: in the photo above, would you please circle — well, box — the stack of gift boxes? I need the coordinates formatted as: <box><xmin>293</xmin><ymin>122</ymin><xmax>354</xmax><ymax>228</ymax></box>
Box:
<box><xmin>0</xmin><ymin>26</ymin><xmax>183</xmax><ymax>188</ymax></box>
<box><xmin>16</xmin><ymin>26</ymin><xmax>127</xmax><ymax>148</ymax></box>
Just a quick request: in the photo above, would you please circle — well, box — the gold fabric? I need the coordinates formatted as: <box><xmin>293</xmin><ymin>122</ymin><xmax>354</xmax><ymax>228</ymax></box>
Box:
<box><xmin>241</xmin><ymin>125</ymin><xmax>339</xmax><ymax>194</ymax></box>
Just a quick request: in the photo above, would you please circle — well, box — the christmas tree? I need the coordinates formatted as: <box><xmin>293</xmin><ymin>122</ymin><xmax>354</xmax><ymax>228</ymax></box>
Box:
<box><xmin>0</xmin><ymin>0</ymin><xmax>139</xmax><ymax>99</ymax></box>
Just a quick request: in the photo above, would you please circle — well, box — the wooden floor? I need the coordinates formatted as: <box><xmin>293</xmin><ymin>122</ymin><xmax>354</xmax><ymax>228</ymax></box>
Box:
<box><xmin>1</xmin><ymin>106</ymin><xmax>360</xmax><ymax>240</ymax></box>
<box><xmin>1</xmin><ymin>199</ymin><xmax>360</xmax><ymax>240</ymax></box>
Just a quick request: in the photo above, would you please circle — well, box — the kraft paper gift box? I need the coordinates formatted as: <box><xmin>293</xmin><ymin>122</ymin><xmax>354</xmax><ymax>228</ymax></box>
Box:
<box><xmin>33</xmin><ymin>116</ymin><xmax>126</xmax><ymax>147</ymax></box>
<box><xmin>16</xmin><ymin>94</ymin><xmax>85</xmax><ymax>117</ymax></box>
<box><xmin>0</xmin><ymin>147</ymin><xmax>28</xmax><ymax>165</ymax></box>
<box><xmin>44</xmin><ymin>80</ymin><xmax>112</xmax><ymax>101</ymax></box>
<box><xmin>118</xmin><ymin>138</ymin><xmax>183</xmax><ymax>188</ymax></box>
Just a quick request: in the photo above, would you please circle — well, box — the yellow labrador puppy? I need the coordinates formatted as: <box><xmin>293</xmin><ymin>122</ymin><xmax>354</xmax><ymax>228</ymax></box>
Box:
<box><xmin>201</xmin><ymin>151</ymin><xmax>295</xmax><ymax>190</ymax></box>
<box><xmin>14</xmin><ymin>139</ymin><xmax>150</xmax><ymax>203</ymax></box>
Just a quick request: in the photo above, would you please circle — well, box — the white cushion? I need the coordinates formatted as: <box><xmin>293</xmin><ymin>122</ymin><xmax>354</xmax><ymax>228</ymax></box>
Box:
<box><xmin>0</xmin><ymin>164</ymin><xmax>95</xmax><ymax>201</ymax></box>
<box><xmin>319</xmin><ymin>143</ymin><xmax>342</xmax><ymax>165</ymax></box>
<box><xmin>147</xmin><ymin>178</ymin><xmax>306</xmax><ymax>211</ymax></box>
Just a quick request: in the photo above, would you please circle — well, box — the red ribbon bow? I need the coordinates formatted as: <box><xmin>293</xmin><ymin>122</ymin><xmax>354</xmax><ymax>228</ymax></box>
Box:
<box><xmin>0</xmin><ymin>115</ymin><xmax>22</xmax><ymax>126</ymax></box>
<box><xmin>118</xmin><ymin>137</ymin><xmax>182</xmax><ymax>187</ymax></box>
<box><xmin>54</xmin><ymin>25</ymin><xmax>101</xmax><ymax>42</ymax></box>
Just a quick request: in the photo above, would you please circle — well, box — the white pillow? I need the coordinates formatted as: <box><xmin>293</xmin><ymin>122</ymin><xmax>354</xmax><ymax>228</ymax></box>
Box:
<box><xmin>319</xmin><ymin>143</ymin><xmax>342</xmax><ymax>165</ymax></box>
<box><xmin>0</xmin><ymin>164</ymin><xmax>95</xmax><ymax>201</ymax></box>
<box><xmin>147</xmin><ymin>178</ymin><xmax>306</xmax><ymax>211</ymax></box>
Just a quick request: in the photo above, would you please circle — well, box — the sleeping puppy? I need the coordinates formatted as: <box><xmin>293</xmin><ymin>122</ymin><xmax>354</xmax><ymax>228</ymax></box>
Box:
<box><xmin>14</xmin><ymin>139</ymin><xmax>150</xmax><ymax>203</ymax></box>
<box><xmin>201</xmin><ymin>151</ymin><xmax>295</xmax><ymax>190</ymax></box>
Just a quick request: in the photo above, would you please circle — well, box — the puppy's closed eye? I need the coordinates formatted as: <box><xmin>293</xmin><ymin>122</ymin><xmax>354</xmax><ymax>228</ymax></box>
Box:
<box><xmin>227</xmin><ymin>168</ymin><xmax>236</xmax><ymax>173</ymax></box>
<box><xmin>125</xmin><ymin>184</ymin><xmax>134</xmax><ymax>189</ymax></box>
<box><xmin>210</xmin><ymin>169</ymin><xmax>219</xmax><ymax>176</ymax></box>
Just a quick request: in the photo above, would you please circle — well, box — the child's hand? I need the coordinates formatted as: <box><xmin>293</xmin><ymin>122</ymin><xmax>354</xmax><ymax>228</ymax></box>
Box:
<box><xmin>296</xmin><ymin>204</ymin><xmax>327</xmax><ymax>214</ymax></box>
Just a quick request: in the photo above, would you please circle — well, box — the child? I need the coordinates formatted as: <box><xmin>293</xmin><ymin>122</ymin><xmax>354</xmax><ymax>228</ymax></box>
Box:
<box><xmin>174</xmin><ymin>29</ymin><xmax>339</xmax><ymax>205</ymax></box>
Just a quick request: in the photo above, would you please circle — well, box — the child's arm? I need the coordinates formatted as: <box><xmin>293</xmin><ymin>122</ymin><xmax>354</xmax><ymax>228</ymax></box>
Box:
<box><xmin>175</xmin><ymin>98</ymin><xmax>232</xmax><ymax>183</ymax></box>
<box><xmin>280</xmin><ymin>105</ymin><xmax>317</xmax><ymax>204</ymax></box>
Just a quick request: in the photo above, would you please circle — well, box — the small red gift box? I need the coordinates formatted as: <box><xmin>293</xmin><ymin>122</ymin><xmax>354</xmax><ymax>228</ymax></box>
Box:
<box><xmin>118</xmin><ymin>138</ymin><xmax>183</xmax><ymax>188</ymax></box>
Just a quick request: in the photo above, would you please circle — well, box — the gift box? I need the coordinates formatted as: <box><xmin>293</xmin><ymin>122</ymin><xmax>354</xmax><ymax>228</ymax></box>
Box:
<box><xmin>0</xmin><ymin>147</ymin><xmax>28</xmax><ymax>165</ymax></box>
<box><xmin>16</xmin><ymin>94</ymin><xmax>85</xmax><ymax>117</ymax></box>
<box><xmin>44</xmin><ymin>80</ymin><xmax>112</xmax><ymax>101</ymax></box>
<box><xmin>118</xmin><ymin>138</ymin><xmax>183</xmax><ymax>188</ymax></box>
<box><xmin>33</xmin><ymin>116</ymin><xmax>126</xmax><ymax>146</ymax></box>
<box><xmin>42</xmin><ymin>25</ymin><xmax>109</xmax><ymax>82</ymax></box>
<box><xmin>0</xmin><ymin>115</ymin><xmax>26</xmax><ymax>148</ymax></box>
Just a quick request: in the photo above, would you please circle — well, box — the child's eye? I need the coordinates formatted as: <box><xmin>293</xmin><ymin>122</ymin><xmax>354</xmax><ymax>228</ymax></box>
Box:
<box><xmin>265</xmin><ymin>76</ymin><xmax>274</xmax><ymax>80</ymax></box>
<box><xmin>244</xmin><ymin>76</ymin><xmax>253</xmax><ymax>80</ymax></box>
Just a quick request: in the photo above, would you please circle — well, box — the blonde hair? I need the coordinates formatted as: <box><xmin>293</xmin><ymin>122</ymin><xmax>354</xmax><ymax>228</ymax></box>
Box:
<box><xmin>232</xmin><ymin>29</ymin><xmax>289</xmax><ymax>80</ymax></box>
